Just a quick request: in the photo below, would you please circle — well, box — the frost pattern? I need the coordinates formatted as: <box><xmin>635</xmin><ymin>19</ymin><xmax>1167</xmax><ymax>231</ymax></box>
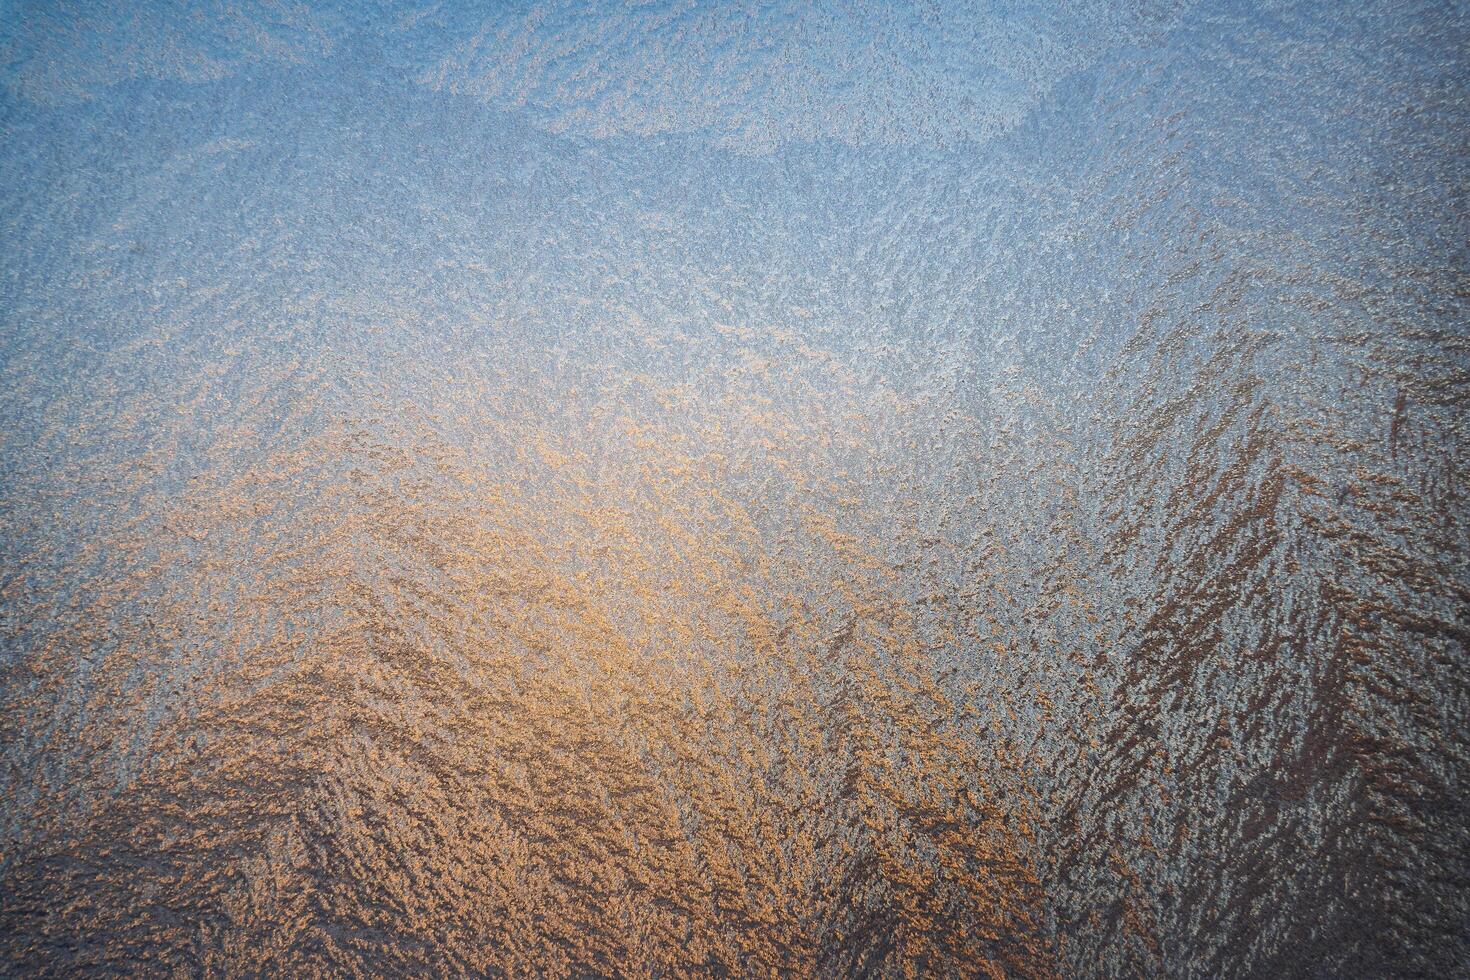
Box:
<box><xmin>1</xmin><ymin>1</ymin><xmax>1467</xmax><ymax>977</ymax></box>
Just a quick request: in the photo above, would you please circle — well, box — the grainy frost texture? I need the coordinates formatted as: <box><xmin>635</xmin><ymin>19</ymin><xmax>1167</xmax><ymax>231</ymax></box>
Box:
<box><xmin>1</xmin><ymin>1</ymin><xmax>1467</xmax><ymax>977</ymax></box>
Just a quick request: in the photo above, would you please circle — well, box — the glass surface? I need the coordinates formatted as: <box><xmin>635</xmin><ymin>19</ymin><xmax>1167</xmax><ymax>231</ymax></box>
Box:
<box><xmin>1</xmin><ymin>2</ymin><xmax>1466</xmax><ymax>975</ymax></box>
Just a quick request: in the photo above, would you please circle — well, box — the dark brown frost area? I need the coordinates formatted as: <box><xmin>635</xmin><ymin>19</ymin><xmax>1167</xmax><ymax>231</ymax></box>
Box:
<box><xmin>1</xmin><ymin>2</ymin><xmax>1467</xmax><ymax>977</ymax></box>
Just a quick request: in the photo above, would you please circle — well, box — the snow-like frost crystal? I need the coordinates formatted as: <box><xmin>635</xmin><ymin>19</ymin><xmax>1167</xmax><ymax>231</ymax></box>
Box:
<box><xmin>2</xmin><ymin>1</ymin><xmax>1466</xmax><ymax>976</ymax></box>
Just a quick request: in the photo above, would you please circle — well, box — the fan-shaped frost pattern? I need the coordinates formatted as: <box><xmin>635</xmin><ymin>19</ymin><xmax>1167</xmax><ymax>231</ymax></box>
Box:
<box><xmin>1</xmin><ymin>1</ymin><xmax>1467</xmax><ymax>976</ymax></box>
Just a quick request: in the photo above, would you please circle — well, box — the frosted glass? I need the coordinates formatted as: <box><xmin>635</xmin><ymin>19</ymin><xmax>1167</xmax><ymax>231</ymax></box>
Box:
<box><xmin>2</xmin><ymin>2</ymin><xmax>1466</xmax><ymax>975</ymax></box>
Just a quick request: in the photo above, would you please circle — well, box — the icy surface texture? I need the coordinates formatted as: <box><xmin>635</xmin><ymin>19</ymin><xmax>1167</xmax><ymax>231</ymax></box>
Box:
<box><xmin>1</xmin><ymin>1</ymin><xmax>1467</xmax><ymax>976</ymax></box>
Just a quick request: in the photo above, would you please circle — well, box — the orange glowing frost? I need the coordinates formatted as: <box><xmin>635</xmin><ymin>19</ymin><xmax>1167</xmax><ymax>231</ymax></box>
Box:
<box><xmin>0</xmin><ymin>331</ymin><xmax>1058</xmax><ymax>977</ymax></box>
